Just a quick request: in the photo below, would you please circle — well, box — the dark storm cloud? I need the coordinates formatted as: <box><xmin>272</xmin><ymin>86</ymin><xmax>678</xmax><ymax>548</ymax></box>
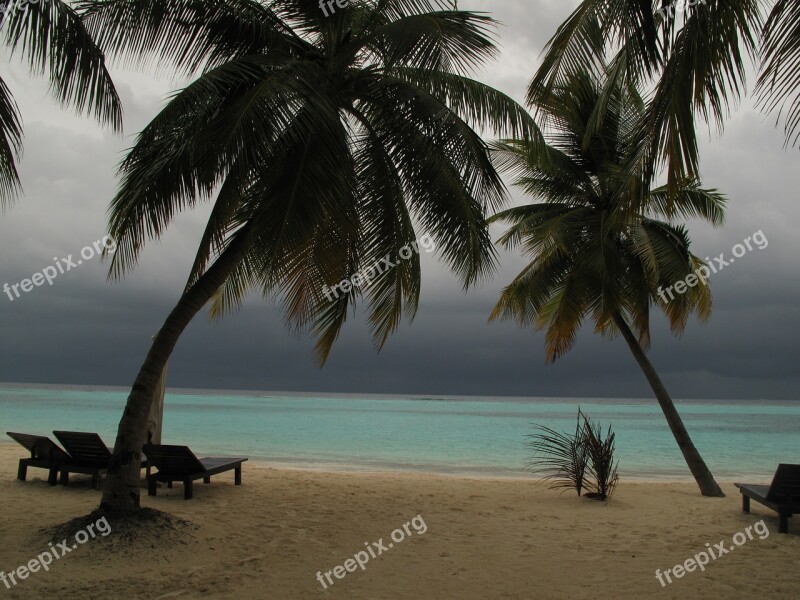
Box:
<box><xmin>0</xmin><ymin>1</ymin><xmax>798</xmax><ymax>400</ymax></box>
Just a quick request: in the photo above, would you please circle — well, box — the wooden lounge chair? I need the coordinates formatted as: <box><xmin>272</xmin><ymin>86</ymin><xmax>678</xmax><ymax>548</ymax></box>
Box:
<box><xmin>735</xmin><ymin>464</ymin><xmax>800</xmax><ymax>534</ymax></box>
<box><xmin>7</xmin><ymin>432</ymin><xmax>72</xmax><ymax>485</ymax></box>
<box><xmin>143</xmin><ymin>444</ymin><xmax>248</xmax><ymax>500</ymax></box>
<box><xmin>53</xmin><ymin>431</ymin><xmax>114</xmax><ymax>489</ymax></box>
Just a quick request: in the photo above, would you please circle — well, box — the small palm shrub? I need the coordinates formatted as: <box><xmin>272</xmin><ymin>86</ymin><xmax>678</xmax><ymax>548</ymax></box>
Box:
<box><xmin>526</xmin><ymin>410</ymin><xmax>619</xmax><ymax>501</ymax></box>
<box><xmin>526</xmin><ymin>415</ymin><xmax>588</xmax><ymax>496</ymax></box>
<box><xmin>581</xmin><ymin>414</ymin><xmax>619</xmax><ymax>501</ymax></box>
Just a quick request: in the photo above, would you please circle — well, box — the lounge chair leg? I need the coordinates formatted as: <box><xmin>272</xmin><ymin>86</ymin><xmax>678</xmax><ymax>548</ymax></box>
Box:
<box><xmin>184</xmin><ymin>479</ymin><xmax>193</xmax><ymax>500</ymax></box>
<box><xmin>203</xmin><ymin>476</ymin><xmax>211</xmax><ymax>484</ymax></box>
<box><xmin>742</xmin><ymin>495</ymin><xmax>750</xmax><ymax>513</ymax></box>
<box><xmin>167</xmin><ymin>480</ymin><xmax>173</xmax><ymax>489</ymax></box>
<box><xmin>235</xmin><ymin>466</ymin><xmax>242</xmax><ymax>485</ymax></box>
<box><xmin>91</xmin><ymin>473</ymin><xmax>99</xmax><ymax>490</ymax></box>
<box><xmin>148</xmin><ymin>476</ymin><xmax>157</xmax><ymax>497</ymax></box>
<box><xmin>48</xmin><ymin>468</ymin><xmax>58</xmax><ymax>486</ymax></box>
<box><xmin>779</xmin><ymin>513</ymin><xmax>789</xmax><ymax>534</ymax></box>
<box><xmin>17</xmin><ymin>460</ymin><xmax>27</xmax><ymax>481</ymax></box>
<box><xmin>61</xmin><ymin>470</ymin><xmax>69</xmax><ymax>486</ymax></box>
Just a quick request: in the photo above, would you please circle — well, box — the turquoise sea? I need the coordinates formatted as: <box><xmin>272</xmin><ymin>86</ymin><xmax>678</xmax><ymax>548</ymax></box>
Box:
<box><xmin>1</xmin><ymin>383</ymin><xmax>797</xmax><ymax>481</ymax></box>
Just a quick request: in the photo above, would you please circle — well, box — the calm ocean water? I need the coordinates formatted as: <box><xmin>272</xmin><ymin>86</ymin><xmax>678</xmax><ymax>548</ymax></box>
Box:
<box><xmin>1</xmin><ymin>383</ymin><xmax>797</xmax><ymax>481</ymax></box>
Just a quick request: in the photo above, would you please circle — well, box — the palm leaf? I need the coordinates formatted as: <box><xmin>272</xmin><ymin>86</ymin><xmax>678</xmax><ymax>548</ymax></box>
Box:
<box><xmin>3</xmin><ymin>0</ymin><xmax>122</xmax><ymax>130</ymax></box>
<box><xmin>0</xmin><ymin>75</ymin><xmax>22</xmax><ymax>210</ymax></box>
<box><xmin>525</xmin><ymin>417</ymin><xmax>588</xmax><ymax>496</ymax></box>
<box><xmin>756</xmin><ymin>0</ymin><xmax>800</xmax><ymax>146</ymax></box>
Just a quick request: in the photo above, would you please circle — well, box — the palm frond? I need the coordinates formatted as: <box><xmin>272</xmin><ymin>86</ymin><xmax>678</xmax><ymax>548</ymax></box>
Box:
<box><xmin>0</xmin><ymin>75</ymin><xmax>22</xmax><ymax>210</ymax></box>
<box><xmin>756</xmin><ymin>0</ymin><xmax>800</xmax><ymax>146</ymax></box>
<box><xmin>363</xmin><ymin>9</ymin><xmax>499</xmax><ymax>74</ymax></box>
<box><xmin>581</xmin><ymin>412</ymin><xmax>619</xmax><ymax>501</ymax></box>
<box><xmin>77</xmin><ymin>0</ymin><xmax>302</xmax><ymax>74</ymax></box>
<box><xmin>644</xmin><ymin>0</ymin><xmax>761</xmax><ymax>189</ymax></box>
<box><xmin>527</xmin><ymin>1</ymin><xmax>606</xmax><ymax>110</ymax></box>
<box><xmin>4</xmin><ymin>0</ymin><xmax>122</xmax><ymax>130</ymax></box>
<box><xmin>646</xmin><ymin>181</ymin><xmax>727</xmax><ymax>225</ymax></box>
<box><xmin>525</xmin><ymin>417</ymin><xmax>588</xmax><ymax>496</ymax></box>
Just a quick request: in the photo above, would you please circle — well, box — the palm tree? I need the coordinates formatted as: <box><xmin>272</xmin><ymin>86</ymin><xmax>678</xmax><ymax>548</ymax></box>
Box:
<box><xmin>529</xmin><ymin>0</ymin><xmax>798</xmax><ymax>194</ymax></box>
<box><xmin>0</xmin><ymin>0</ymin><xmax>121</xmax><ymax>208</ymax></box>
<box><xmin>76</xmin><ymin>0</ymin><xmax>540</xmax><ymax>513</ymax></box>
<box><xmin>490</xmin><ymin>68</ymin><xmax>727</xmax><ymax>496</ymax></box>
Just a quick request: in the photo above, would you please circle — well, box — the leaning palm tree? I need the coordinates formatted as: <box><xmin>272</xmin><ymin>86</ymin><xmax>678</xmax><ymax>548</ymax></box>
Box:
<box><xmin>490</xmin><ymin>68</ymin><xmax>727</xmax><ymax>496</ymax></box>
<box><xmin>0</xmin><ymin>0</ymin><xmax>121</xmax><ymax>208</ymax></box>
<box><xmin>76</xmin><ymin>0</ymin><xmax>540</xmax><ymax>513</ymax></box>
<box><xmin>530</xmin><ymin>0</ymin><xmax>798</xmax><ymax>195</ymax></box>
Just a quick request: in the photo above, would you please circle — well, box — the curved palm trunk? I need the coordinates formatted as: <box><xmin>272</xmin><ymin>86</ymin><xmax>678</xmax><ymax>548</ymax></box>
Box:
<box><xmin>612</xmin><ymin>313</ymin><xmax>725</xmax><ymax>497</ymax></box>
<box><xmin>99</xmin><ymin>227</ymin><xmax>253</xmax><ymax>513</ymax></box>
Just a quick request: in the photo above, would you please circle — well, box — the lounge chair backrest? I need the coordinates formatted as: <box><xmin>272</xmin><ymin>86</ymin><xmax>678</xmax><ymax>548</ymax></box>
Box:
<box><xmin>143</xmin><ymin>444</ymin><xmax>205</xmax><ymax>476</ymax></box>
<box><xmin>766</xmin><ymin>463</ymin><xmax>800</xmax><ymax>504</ymax></box>
<box><xmin>53</xmin><ymin>431</ymin><xmax>111</xmax><ymax>467</ymax></box>
<box><xmin>7</xmin><ymin>432</ymin><xmax>71</xmax><ymax>463</ymax></box>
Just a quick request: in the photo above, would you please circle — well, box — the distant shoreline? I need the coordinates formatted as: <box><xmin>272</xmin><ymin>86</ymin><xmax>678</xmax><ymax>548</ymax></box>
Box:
<box><xmin>1</xmin><ymin>381</ymin><xmax>795</xmax><ymax>404</ymax></box>
<box><xmin>0</xmin><ymin>440</ymin><xmax>758</xmax><ymax>484</ymax></box>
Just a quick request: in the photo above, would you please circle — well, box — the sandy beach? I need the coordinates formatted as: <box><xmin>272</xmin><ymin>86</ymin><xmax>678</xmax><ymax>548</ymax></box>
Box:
<box><xmin>0</xmin><ymin>443</ymin><xmax>796</xmax><ymax>599</ymax></box>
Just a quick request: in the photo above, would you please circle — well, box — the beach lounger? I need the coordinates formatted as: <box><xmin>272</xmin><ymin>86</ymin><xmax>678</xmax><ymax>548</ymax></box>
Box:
<box><xmin>143</xmin><ymin>444</ymin><xmax>248</xmax><ymax>500</ymax></box>
<box><xmin>7</xmin><ymin>432</ymin><xmax>72</xmax><ymax>485</ymax></box>
<box><xmin>53</xmin><ymin>431</ymin><xmax>114</xmax><ymax>489</ymax></box>
<box><xmin>735</xmin><ymin>464</ymin><xmax>800</xmax><ymax>534</ymax></box>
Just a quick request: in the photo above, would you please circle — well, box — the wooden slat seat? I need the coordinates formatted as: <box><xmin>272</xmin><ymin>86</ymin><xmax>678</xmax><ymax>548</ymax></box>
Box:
<box><xmin>735</xmin><ymin>464</ymin><xmax>800</xmax><ymax>534</ymax></box>
<box><xmin>144</xmin><ymin>444</ymin><xmax>247</xmax><ymax>500</ymax></box>
<box><xmin>7</xmin><ymin>432</ymin><xmax>72</xmax><ymax>485</ymax></box>
<box><xmin>53</xmin><ymin>431</ymin><xmax>146</xmax><ymax>489</ymax></box>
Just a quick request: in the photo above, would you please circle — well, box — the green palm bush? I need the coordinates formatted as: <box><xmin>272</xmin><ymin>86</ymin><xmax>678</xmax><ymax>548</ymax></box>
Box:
<box><xmin>581</xmin><ymin>413</ymin><xmax>619</xmax><ymax>501</ymax></box>
<box><xmin>527</xmin><ymin>410</ymin><xmax>618</xmax><ymax>501</ymax></box>
<box><xmin>526</xmin><ymin>414</ymin><xmax>589</xmax><ymax>496</ymax></box>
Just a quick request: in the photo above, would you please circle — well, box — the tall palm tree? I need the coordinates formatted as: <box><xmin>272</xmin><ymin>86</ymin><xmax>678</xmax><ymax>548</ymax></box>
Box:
<box><xmin>529</xmin><ymin>0</ymin><xmax>798</xmax><ymax>195</ymax></box>
<box><xmin>490</xmin><ymin>68</ymin><xmax>727</xmax><ymax>496</ymax></box>
<box><xmin>77</xmin><ymin>0</ymin><xmax>540</xmax><ymax>513</ymax></box>
<box><xmin>0</xmin><ymin>0</ymin><xmax>121</xmax><ymax>208</ymax></box>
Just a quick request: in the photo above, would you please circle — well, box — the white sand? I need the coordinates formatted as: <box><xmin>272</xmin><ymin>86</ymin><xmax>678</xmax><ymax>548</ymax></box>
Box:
<box><xmin>0</xmin><ymin>444</ymin><xmax>796</xmax><ymax>599</ymax></box>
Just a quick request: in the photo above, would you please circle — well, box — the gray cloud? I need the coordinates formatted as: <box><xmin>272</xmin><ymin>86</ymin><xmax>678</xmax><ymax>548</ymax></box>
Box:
<box><xmin>0</xmin><ymin>1</ymin><xmax>798</xmax><ymax>400</ymax></box>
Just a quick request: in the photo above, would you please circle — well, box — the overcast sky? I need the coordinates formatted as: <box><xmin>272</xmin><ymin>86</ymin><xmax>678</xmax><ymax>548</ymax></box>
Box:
<box><xmin>0</xmin><ymin>1</ymin><xmax>797</xmax><ymax>400</ymax></box>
